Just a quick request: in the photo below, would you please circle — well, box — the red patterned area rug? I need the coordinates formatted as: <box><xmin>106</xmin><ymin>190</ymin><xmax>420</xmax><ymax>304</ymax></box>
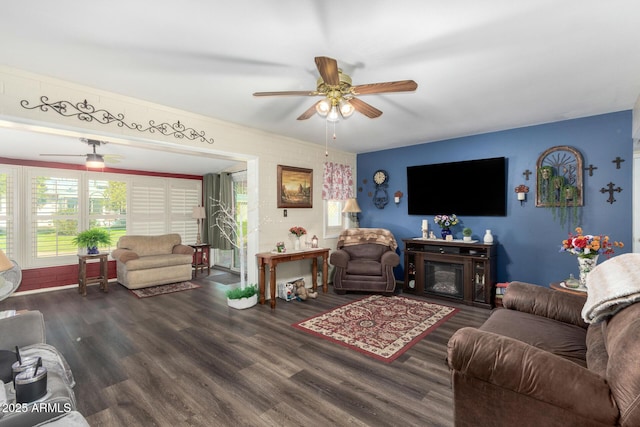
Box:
<box><xmin>129</xmin><ymin>281</ymin><xmax>201</xmax><ymax>298</ymax></box>
<box><xmin>293</xmin><ymin>295</ymin><xmax>458</xmax><ymax>363</ymax></box>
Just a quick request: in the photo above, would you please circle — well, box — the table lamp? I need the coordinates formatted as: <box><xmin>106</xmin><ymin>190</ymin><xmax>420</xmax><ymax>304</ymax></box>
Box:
<box><xmin>192</xmin><ymin>206</ymin><xmax>206</xmax><ymax>245</ymax></box>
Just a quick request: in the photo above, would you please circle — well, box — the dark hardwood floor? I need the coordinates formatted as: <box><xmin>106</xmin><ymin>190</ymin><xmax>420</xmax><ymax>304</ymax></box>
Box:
<box><xmin>1</xmin><ymin>271</ymin><xmax>491</xmax><ymax>427</ymax></box>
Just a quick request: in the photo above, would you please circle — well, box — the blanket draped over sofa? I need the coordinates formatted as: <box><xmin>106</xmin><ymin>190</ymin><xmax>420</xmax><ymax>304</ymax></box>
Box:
<box><xmin>111</xmin><ymin>234</ymin><xmax>194</xmax><ymax>289</ymax></box>
<box><xmin>336</xmin><ymin>227</ymin><xmax>398</xmax><ymax>251</ymax></box>
<box><xmin>582</xmin><ymin>253</ymin><xmax>640</xmax><ymax>323</ymax></box>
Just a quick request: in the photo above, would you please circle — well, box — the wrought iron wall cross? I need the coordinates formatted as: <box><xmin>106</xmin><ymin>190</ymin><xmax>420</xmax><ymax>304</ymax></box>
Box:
<box><xmin>600</xmin><ymin>182</ymin><xmax>622</xmax><ymax>204</ymax></box>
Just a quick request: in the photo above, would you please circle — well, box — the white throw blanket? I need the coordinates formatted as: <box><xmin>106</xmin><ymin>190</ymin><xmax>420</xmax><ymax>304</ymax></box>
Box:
<box><xmin>581</xmin><ymin>253</ymin><xmax>640</xmax><ymax>323</ymax></box>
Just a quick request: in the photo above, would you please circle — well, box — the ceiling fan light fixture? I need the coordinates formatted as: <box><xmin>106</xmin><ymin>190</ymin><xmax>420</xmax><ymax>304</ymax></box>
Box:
<box><xmin>315</xmin><ymin>99</ymin><xmax>331</xmax><ymax>116</ymax></box>
<box><xmin>339</xmin><ymin>99</ymin><xmax>355</xmax><ymax>118</ymax></box>
<box><xmin>86</xmin><ymin>153</ymin><xmax>105</xmax><ymax>168</ymax></box>
<box><xmin>327</xmin><ymin>106</ymin><xmax>340</xmax><ymax>122</ymax></box>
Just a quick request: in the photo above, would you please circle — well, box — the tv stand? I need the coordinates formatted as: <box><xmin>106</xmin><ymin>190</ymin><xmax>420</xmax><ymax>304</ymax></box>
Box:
<box><xmin>402</xmin><ymin>238</ymin><xmax>496</xmax><ymax>309</ymax></box>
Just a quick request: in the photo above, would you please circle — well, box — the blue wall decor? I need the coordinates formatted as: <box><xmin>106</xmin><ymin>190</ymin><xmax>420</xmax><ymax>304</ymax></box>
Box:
<box><xmin>357</xmin><ymin>111</ymin><xmax>633</xmax><ymax>287</ymax></box>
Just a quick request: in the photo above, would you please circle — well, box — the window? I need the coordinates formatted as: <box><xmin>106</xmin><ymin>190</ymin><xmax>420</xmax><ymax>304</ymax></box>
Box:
<box><xmin>169</xmin><ymin>180</ymin><xmax>201</xmax><ymax>244</ymax></box>
<box><xmin>8</xmin><ymin>166</ymin><xmax>201</xmax><ymax>268</ymax></box>
<box><xmin>232</xmin><ymin>171</ymin><xmax>247</xmax><ymax>272</ymax></box>
<box><xmin>324</xmin><ymin>199</ymin><xmax>345</xmax><ymax>238</ymax></box>
<box><xmin>88</xmin><ymin>178</ymin><xmax>127</xmax><ymax>252</ymax></box>
<box><xmin>0</xmin><ymin>167</ymin><xmax>16</xmax><ymax>257</ymax></box>
<box><xmin>30</xmin><ymin>172</ymin><xmax>79</xmax><ymax>260</ymax></box>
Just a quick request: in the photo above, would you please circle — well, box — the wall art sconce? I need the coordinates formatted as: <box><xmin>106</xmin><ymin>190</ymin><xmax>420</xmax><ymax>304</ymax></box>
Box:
<box><xmin>515</xmin><ymin>184</ymin><xmax>529</xmax><ymax>206</ymax></box>
<box><xmin>394</xmin><ymin>190</ymin><xmax>403</xmax><ymax>205</ymax></box>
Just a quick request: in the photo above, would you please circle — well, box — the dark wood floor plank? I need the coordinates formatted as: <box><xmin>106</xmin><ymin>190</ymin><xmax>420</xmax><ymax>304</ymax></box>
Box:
<box><xmin>0</xmin><ymin>271</ymin><xmax>492</xmax><ymax>426</ymax></box>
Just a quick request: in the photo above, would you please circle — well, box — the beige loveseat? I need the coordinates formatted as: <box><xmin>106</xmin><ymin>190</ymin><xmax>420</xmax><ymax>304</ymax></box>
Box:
<box><xmin>111</xmin><ymin>234</ymin><xmax>194</xmax><ymax>289</ymax></box>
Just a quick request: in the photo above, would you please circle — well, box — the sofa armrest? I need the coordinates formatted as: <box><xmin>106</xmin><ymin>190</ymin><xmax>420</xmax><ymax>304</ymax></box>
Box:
<box><xmin>173</xmin><ymin>244</ymin><xmax>195</xmax><ymax>255</ymax></box>
<box><xmin>503</xmin><ymin>281</ymin><xmax>588</xmax><ymax>328</ymax></box>
<box><xmin>0</xmin><ymin>310</ymin><xmax>46</xmax><ymax>350</ymax></box>
<box><xmin>110</xmin><ymin>248</ymin><xmax>139</xmax><ymax>263</ymax></box>
<box><xmin>329</xmin><ymin>249</ymin><xmax>351</xmax><ymax>268</ymax></box>
<box><xmin>380</xmin><ymin>251</ymin><xmax>400</xmax><ymax>267</ymax></box>
<box><xmin>447</xmin><ymin>327</ymin><xmax>617</xmax><ymax>425</ymax></box>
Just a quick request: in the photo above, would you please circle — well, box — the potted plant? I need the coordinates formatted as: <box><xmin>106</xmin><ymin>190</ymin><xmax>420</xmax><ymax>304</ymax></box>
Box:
<box><xmin>225</xmin><ymin>284</ymin><xmax>258</xmax><ymax>309</ymax></box>
<box><xmin>72</xmin><ymin>228</ymin><xmax>112</xmax><ymax>254</ymax></box>
<box><xmin>462</xmin><ymin>227</ymin><xmax>473</xmax><ymax>242</ymax></box>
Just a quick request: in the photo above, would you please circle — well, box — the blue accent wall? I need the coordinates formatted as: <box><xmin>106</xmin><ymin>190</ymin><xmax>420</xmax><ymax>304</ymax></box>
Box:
<box><xmin>357</xmin><ymin>111</ymin><xmax>633</xmax><ymax>287</ymax></box>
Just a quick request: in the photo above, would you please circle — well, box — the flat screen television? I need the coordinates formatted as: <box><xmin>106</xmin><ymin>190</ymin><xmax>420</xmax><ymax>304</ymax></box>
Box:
<box><xmin>407</xmin><ymin>157</ymin><xmax>507</xmax><ymax>216</ymax></box>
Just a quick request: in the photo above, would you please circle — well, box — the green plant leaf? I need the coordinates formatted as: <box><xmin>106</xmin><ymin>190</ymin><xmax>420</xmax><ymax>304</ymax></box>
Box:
<box><xmin>225</xmin><ymin>285</ymin><xmax>257</xmax><ymax>300</ymax></box>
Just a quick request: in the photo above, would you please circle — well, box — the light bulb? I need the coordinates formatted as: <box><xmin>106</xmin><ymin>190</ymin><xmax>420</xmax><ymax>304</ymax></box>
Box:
<box><xmin>327</xmin><ymin>106</ymin><xmax>339</xmax><ymax>122</ymax></box>
<box><xmin>315</xmin><ymin>99</ymin><xmax>331</xmax><ymax>115</ymax></box>
<box><xmin>339</xmin><ymin>99</ymin><xmax>354</xmax><ymax>117</ymax></box>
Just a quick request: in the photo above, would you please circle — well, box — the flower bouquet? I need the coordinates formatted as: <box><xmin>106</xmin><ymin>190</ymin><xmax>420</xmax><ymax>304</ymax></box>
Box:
<box><xmin>433</xmin><ymin>214</ymin><xmax>459</xmax><ymax>229</ymax></box>
<box><xmin>561</xmin><ymin>227</ymin><xmax>624</xmax><ymax>288</ymax></box>
<box><xmin>289</xmin><ymin>226</ymin><xmax>307</xmax><ymax>237</ymax></box>
<box><xmin>560</xmin><ymin>227</ymin><xmax>623</xmax><ymax>259</ymax></box>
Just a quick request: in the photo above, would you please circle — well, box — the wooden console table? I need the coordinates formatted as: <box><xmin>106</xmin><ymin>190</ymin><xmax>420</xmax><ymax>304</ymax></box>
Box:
<box><xmin>256</xmin><ymin>248</ymin><xmax>329</xmax><ymax>309</ymax></box>
<box><xmin>77</xmin><ymin>253</ymin><xmax>109</xmax><ymax>297</ymax></box>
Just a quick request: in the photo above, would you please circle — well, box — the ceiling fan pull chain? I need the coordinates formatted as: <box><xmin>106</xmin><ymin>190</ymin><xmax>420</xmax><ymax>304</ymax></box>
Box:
<box><xmin>325</xmin><ymin>120</ymin><xmax>329</xmax><ymax>157</ymax></box>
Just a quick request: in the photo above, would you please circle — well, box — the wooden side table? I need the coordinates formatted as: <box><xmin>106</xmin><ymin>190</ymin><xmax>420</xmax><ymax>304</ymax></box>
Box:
<box><xmin>78</xmin><ymin>253</ymin><xmax>109</xmax><ymax>296</ymax></box>
<box><xmin>189</xmin><ymin>244</ymin><xmax>211</xmax><ymax>277</ymax></box>
<box><xmin>549</xmin><ymin>281</ymin><xmax>588</xmax><ymax>297</ymax></box>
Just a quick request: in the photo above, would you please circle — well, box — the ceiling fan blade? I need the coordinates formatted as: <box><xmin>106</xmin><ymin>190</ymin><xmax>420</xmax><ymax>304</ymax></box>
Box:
<box><xmin>349</xmin><ymin>97</ymin><xmax>383</xmax><ymax>118</ymax></box>
<box><xmin>297</xmin><ymin>102</ymin><xmax>321</xmax><ymax>120</ymax></box>
<box><xmin>104</xmin><ymin>154</ymin><xmax>124</xmax><ymax>164</ymax></box>
<box><xmin>253</xmin><ymin>90</ymin><xmax>318</xmax><ymax>97</ymax></box>
<box><xmin>39</xmin><ymin>154</ymin><xmax>85</xmax><ymax>157</ymax></box>
<box><xmin>315</xmin><ymin>56</ymin><xmax>340</xmax><ymax>86</ymax></box>
<box><xmin>351</xmin><ymin>80</ymin><xmax>418</xmax><ymax>95</ymax></box>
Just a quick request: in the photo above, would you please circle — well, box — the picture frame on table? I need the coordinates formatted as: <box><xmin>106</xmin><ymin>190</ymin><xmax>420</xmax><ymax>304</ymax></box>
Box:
<box><xmin>277</xmin><ymin>165</ymin><xmax>312</xmax><ymax>208</ymax></box>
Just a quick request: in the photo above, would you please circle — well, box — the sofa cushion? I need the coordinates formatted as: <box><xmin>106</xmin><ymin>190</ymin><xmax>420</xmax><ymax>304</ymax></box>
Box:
<box><xmin>480</xmin><ymin>308</ymin><xmax>587</xmax><ymax>367</ymax></box>
<box><xmin>585</xmin><ymin>323</ymin><xmax>608</xmax><ymax>377</ymax></box>
<box><xmin>117</xmin><ymin>234</ymin><xmax>183</xmax><ymax>257</ymax></box>
<box><xmin>343</xmin><ymin>244</ymin><xmax>388</xmax><ymax>261</ymax></box>
<box><xmin>602</xmin><ymin>302</ymin><xmax>640</xmax><ymax>426</ymax></box>
<box><xmin>346</xmin><ymin>259</ymin><xmax>382</xmax><ymax>276</ymax></box>
<box><xmin>122</xmin><ymin>253</ymin><xmax>193</xmax><ymax>271</ymax></box>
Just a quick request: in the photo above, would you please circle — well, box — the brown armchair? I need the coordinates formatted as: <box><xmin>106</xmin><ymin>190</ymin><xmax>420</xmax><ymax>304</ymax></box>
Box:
<box><xmin>447</xmin><ymin>281</ymin><xmax>640</xmax><ymax>427</ymax></box>
<box><xmin>330</xmin><ymin>228</ymin><xmax>400</xmax><ymax>295</ymax></box>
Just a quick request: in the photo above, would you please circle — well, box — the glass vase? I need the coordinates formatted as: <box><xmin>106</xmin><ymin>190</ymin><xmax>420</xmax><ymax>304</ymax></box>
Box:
<box><xmin>577</xmin><ymin>255</ymin><xmax>599</xmax><ymax>288</ymax></box>
<box><xmin>440</xmin><ymin>228</ymin><xmax>452</xmax><ymax>240</ymax></box>
<box><xmin>294</xmin><ymin>237</ymin><xmax>301</xmax><ymax>251</ymax></box>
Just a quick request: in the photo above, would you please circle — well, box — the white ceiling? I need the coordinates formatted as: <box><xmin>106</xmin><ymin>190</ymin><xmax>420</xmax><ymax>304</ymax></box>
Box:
<box><xmin>1</xmin><ymin>1</ymin><xmax>640</xmax><ymax>174</ymax></box>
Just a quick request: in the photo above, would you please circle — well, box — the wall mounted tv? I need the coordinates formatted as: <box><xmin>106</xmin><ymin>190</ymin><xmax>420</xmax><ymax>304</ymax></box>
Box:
<box><xmin>407</xmin><ymin>157</ymin><xmax>507</xmax><ymax>216</ymax></box>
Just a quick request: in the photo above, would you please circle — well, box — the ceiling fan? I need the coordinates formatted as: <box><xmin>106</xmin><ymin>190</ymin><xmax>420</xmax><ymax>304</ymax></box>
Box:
<box><xmin>253</xmin><ymin>56</ymin><xmax>418</xmax><ymax>121</ymax></box>
<box><xmin>40</xmin><ymin>138</ymin><xmax>123</xmax><ymax>167</ymax></box>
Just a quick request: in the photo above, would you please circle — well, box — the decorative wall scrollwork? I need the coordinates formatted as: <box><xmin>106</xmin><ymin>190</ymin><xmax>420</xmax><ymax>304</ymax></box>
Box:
<box><xmin>20</xmin><ymin>96</ymin><xmax>214</xmax><ymax>144</ymax></box>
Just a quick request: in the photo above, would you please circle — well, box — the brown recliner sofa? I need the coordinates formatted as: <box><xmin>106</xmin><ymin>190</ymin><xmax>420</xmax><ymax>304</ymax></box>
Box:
<box><xmin>447</xmin><ymin>280</ymin><xmax>640</xmax><ymax>427</ymax></box>
<box><xmin>330</xmin><ymin>228</ymin><xmax>400</xmax><ymax>295</ymax></box>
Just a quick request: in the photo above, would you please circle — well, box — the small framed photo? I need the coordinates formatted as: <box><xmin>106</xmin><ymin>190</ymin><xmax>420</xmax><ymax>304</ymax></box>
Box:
<box><xmin>277</xmin><ymin>165</ymin><xmax>312</xmax><ymax>208</ymax></box>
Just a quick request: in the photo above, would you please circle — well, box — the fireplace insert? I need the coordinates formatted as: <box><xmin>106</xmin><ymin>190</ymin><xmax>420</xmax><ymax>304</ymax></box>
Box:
<box><xmin>424</xmin><ymin>260</ymin><xmax>464</xmax><ymax>299</ymax></box>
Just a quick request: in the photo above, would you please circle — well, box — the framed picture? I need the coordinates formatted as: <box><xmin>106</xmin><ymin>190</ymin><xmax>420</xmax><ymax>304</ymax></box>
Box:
<box><xmin>277</xmin><ymin>165</ymin><xmax>312</xmax><ymax>208</ymax></box>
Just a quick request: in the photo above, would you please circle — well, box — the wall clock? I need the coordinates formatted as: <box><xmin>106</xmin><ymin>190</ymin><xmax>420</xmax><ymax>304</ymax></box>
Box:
<box><xmin>372</xmin><ymin>169</ymin><xmax>389</xmax><ymax>209</ymax></box>
<box><xmin>373</xmin><ymin>169</ymin><xmax>389</xmax><ymax>186</ymax></box>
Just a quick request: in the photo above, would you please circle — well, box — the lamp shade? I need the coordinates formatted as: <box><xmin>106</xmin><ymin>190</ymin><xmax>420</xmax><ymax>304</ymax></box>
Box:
<box><xmin>0</xmin><ymin>249</ymin><xmax>12</xmax><ymax>272</ymax></box>
<box><xmin>86</xmin><ymin>153</ymin><xmax>105</xmax><ymax>168</ymax></box>
<box><xmin>339</xmin><ymin>99</ymin><xmax>355</xmax><ymax>118</ymax></box>
<box><xmin>342</xmin><ymin>198</ymin><xmax>361</xmax><ymax>213</ymax></box>
<box><xmin>192</xmin><ymin>206</ymin><xmax>206</xmax><ymax>219</ymax></box>
<box><xmin>315</xmin><ymin>99</ymin><xmax>331</xmax><ymax>115</ymax></box>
